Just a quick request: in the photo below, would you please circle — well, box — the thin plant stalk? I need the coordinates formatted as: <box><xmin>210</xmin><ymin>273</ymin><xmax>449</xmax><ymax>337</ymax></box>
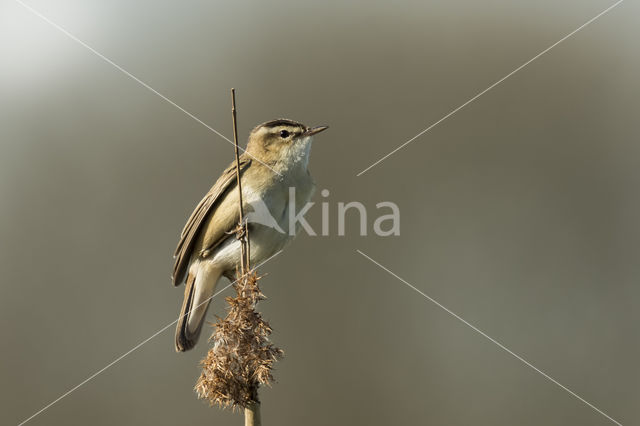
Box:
<box><xmin>231</xmin><ymin>88</ymin><xmax>250</xmax><ymax>273</ymax></box>
<box><xmin>244</xmin><ymin>402</ymin><xmax>261</xmax><ymax>426</ymax></box>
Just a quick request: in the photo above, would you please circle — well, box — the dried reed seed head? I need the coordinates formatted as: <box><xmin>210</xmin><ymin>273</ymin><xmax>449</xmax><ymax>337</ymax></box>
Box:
<box><xmin>195</xmin><ymin>271</ymin><xmax>283</xmax><ymax>409</ymax></box>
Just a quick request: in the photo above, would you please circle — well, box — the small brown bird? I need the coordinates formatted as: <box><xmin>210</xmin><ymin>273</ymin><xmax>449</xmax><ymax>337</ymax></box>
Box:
<box><xmin>173</xmin><ymin>119</ymin><xmax>328</xmax><ymax>351</ymax></box>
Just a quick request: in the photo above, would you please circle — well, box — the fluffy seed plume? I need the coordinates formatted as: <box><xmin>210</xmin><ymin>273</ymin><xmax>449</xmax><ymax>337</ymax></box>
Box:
<box><xmin>195</xmin><ymin>271</ymin><xmax>283</xmax><ymax>409</ymax></box>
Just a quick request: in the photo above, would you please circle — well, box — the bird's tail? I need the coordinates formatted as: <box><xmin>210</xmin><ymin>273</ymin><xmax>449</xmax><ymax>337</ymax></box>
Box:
<box><xmin>175</xmin><ymin>266</ymin><xmax>220</xmax><ymax>352</ymax></box>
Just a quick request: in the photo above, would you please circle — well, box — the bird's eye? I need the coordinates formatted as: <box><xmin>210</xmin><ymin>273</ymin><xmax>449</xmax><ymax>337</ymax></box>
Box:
<box><xmin>280</xmin><ymin>130</ymin><xmax>290</xmax><ymax>138</ymax></box>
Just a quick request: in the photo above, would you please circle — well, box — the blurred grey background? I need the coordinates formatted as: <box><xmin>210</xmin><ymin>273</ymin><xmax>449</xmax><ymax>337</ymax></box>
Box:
<box><xmin>1</xmin><ymin>0</ymin><xmax>638</xmax><ymax>424</ymax></box>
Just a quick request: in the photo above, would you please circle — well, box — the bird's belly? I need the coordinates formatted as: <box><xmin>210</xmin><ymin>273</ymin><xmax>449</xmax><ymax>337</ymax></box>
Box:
<box><xmin>206</xmin><ymin>224</ymin><xmax>291</xmax><ymax>273</ymax></box>
<box><xmin>203</xmin><ymin>177</ymin><xmax>313</xmax><ymax>273</ymax></box>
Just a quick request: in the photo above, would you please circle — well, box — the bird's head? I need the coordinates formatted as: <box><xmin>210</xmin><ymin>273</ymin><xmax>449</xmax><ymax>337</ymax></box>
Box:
<box><xmin>246</xmin><ymin>119</ymin><xmax>328</xmax><ymax>172</ymax></box>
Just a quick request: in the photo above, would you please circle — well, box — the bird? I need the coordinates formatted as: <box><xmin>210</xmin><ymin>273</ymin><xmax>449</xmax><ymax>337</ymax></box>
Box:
<box><xmin>172</xmin><ymin>118</ymin><xmax>328</xmax><ymax>352</ymax></box>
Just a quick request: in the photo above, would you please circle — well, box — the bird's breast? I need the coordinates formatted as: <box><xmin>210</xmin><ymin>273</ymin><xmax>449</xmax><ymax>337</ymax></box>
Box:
<box><xmin>206</xmin><ymin>169</ymin><xmax>314</xmax><ymax>272</ymax></box>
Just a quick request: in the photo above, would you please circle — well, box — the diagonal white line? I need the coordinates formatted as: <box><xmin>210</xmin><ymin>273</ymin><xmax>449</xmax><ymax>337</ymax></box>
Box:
<box><xmin>16</xmin><ymin>250</ymin><xmax>284</xmax><ymax>426</ymax></box>
<box><xmin>356</xmin><ymin>249</ymin><xmax>623</xmax><ymax>426</ymax></box>
<box><xmin>14</xmin><ymin>0</ymin><xmax>282</xmax><ymax>176</ymax></box>
<box><xmin>356</xmin><ymin>0</ymin><xmax>624</xmax><ymax>177</ymax></box>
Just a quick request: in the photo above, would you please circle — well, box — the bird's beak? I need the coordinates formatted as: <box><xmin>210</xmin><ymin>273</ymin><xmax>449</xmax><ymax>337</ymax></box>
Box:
<box><xmin>303</xmin><ymin>125</ymin><xmax>329</xmax><ymax>136</ymax></box>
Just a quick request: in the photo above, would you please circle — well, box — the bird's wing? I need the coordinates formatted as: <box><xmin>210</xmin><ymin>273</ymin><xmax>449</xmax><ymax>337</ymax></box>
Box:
<box><xmin>172</xmin><ymin>156</ymin><xmax>251</xmax><ymax>286</ymax></box>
